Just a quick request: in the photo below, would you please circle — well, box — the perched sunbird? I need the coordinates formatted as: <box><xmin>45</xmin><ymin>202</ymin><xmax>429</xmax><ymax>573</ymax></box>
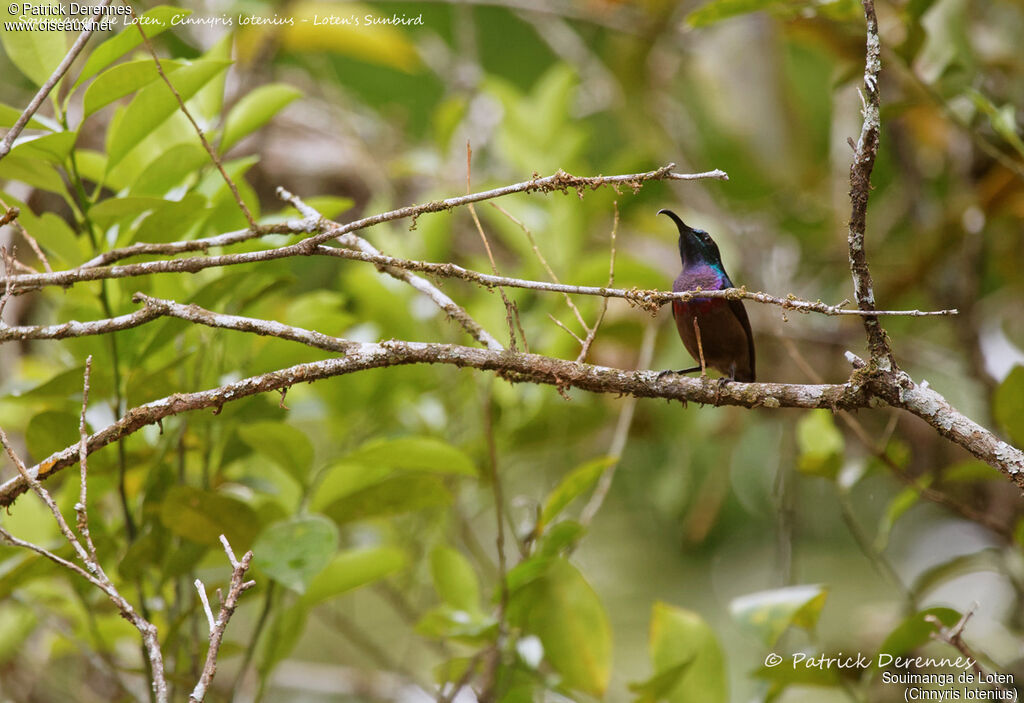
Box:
<box><xmin>659</xmin><ymin>209</ymin><xmax>756</xmax><ymax>382</ymax></box>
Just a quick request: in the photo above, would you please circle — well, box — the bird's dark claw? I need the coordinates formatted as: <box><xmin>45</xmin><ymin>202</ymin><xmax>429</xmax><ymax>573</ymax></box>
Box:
<box><xmin>658</xmin><ymin>366</ymin><xmax>702</xmax><ymax>379</ymax></box>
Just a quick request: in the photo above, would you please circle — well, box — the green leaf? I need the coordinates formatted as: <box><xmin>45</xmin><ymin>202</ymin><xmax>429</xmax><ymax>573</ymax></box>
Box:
<box><xmin>506</xmin><ymin>556</ymin><xmax>555</xmax><ymax>594</ymax></box>
<box><xmin>629</xmin><ymin>661</ymin><xmax>694</xmax><ymax>703</ymax></box>
<box><xmin>729</xmin><ymin>584</ymin><xmax>829</xmax><ymax>647</ymax></box>
<box><xmin>753</xmin><ymin>659</ymin><xmax>839</xmax><ymax>695</ymax></box>
<box><xmin>26</xmin><ymin>410</ymin><xmax>79</xmax><ymax>463</ymax></box>
<box><xmin>89</xmin><ymin>195</ymin><xmax>166</xmax><ymax>229</ymax></box>
<box><xmin>130</xmin><ymin>143</ymin><xmax>209</xmax><ymax>196</ymax></box>
<box><xmin>343</xmin><ymin>436</ymin><xmax>477</xmax><ymax>477</ymax></box>
<box><xmin>301</xmin><ymin>546</ymin><xmax>407</xmax><ymax>605</ymax></box>
<box><xmin>0</xmin><ymin>102</ymin><xmax>50</xmax><ymax>130</ymax></box>
<box><xmin>966</xmin><ymin>91</ymin><xmax>1024</xmax><ymax>158</ymax></box>
<box><xmin>72</xmin><ymin>149</ymin><xmax>109</xmax><ymax>185</ymax></box>
<box><xmin>645</xmin><ymin>602</ymin><xmax>727</xmax><ymax>703</ymax></box>
<box><xmin>686</xmin><ymin>0</ymin><xmax>776</xmax><ymax>26</ymax></box>
<box><xmin>191</xmin><ymin>34</ymin><xmax>232</xmax><ymax>122</ymax></box>
<box><xmin>942</xmin><ymin>460</ymin><xmax>1000</xmax><ymax>483</ymax></box>
<box><xmin>17</xmin><ymin>364</ymin><xmax>89</xmax><ymax>400</ymax></box>
<box><xmin>7</xmin><ymin>132</ymin><xmax>76</xmax><ymax>165</ymax></box>
<box><xmin>434</xmin><ymin>657</ymin><xmax>479</xmax><ymax>686</ymax></box>
<box><xmin>159</xmin><ymin>485</ymin><xmax>259</xmax><ymax>550</ymax></box>
<box><xmin>106</xmin><ymin>58</ymin><xmax>232</xmax><ymax>170</ymax></box>
<box><xmin>221</xmin><ymin>83</ymin><xmax>303</xmax><ymax>152</ymax></box>
<box><xmin>0</xmin><ymin>604</ymin><xmax>37</xmax><ymax>665</ymax></box>
<box><xmin>74</xmin><ymin>6</ymin><xmax>192</xmax><ymax>87</ymax></box>
<box><xmin>994</xmin><ymin>365</ymin><xmax>1024</xmax><ymax>447</ymax></box>
<box><xmin>300</xmin><ymin>196</ymin><xmax>354</xmax><ymax>220</ymax></box>
<box><xmin>506</xmin><ymin>557</ymin><xmax>611</xmax><ymax>696</ymax></box>
<box><xmin>237</xmin><ymin>421</ymin><xmax>315</xmax><ymax>487</ymax></box>
<box><xmin>0</xmin><ymin>156</ymin><xmax>66</xmax><ymax>194</ymax></box>
<box><xmin>130</xmin><ymin>194</ymin><xmax>208</xmax><ymax>244</ymax></box>
<box><xmin>0</xmin><ymin>552</ymin><xmax>60</xmax><ymax>600</ymax></box>
<box><xmin>1</xmin><ymin>3</ymin><xmax>67</xmax><ymax>86</ymax></box>
<box><xmin>259</xmin><ymin>602</ymin><xmax>309</xmax><ymax>675</ymax></box>
<box><xmin>430</xmin><ymin>545</ymin><xmax>481</xmax><ymax>613</ymax></box>
<box><xmin>876</xmin><ymin>608</ymin><xmax>961</xmax><ymax>662</ymax></box>
<box><xmin>910</xmin><ymin>549</ymin><xmax>1002</xmax><ymax>597</ymax></box>
<box><xmin>252</xmin><ymin>515</ymin><xmax>339</xmax><ymax>594</ymax></box>
<box><xmin>282</xmin><ymin>291</ymin><xmax>354</xmax><ymax>339</ymax></box>
<box><xmin>415</xmin><ymin>605</ymin><xmax>498</xmax><ymax>642</ymax></box>
<box><xmin>311</xmin><ymin>460</ymin><xmax>393</xmax><ymax>511</ymax></box>
<box><xmin>539</xmin><ymin>456</ymin><xmax>614</xmax><ymax>530</ymax></box>
<box><xmin>118</xmin><ymin>529</ymin><xmax>166</xmax><ymax>581</ymax></box>
<box><xmin>267</xmin><ymin>2</ymin><xmax>420</xmax><ymax>72</ymax></box>
<box><xmin>12</xmin><ymin>203</ymin><xmax>84</xmax><ymax>266</ymax></box>
<box><xmin>796</xmin><ymin>411</ymin><xmax>844</xmax><ymax>479</ymax></box>
<box><xmin>83</xmin><ymin>59</ymin><xmax>183</xmax><ymax>118</ymax></box>
<box><xmin>536</xmin><ymin>520</ymin><xmax>585</xmax><ymax>558</ymax></box>
<box><xmin>320</xmin><ymin>473</ymin><xmax>452</xmax><ymax>524</ymax></box>
<box><xmin>875</xmin><ymin>486</ymin><xmax>920</xmax><ymax>551</ymax></box>
<box><xmin>686</xmin><ymin>0</ymin><xmax>858</xmax><ymax>26</ymax></box>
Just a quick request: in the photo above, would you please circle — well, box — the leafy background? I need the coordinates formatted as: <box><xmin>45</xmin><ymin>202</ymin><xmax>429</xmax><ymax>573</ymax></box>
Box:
<box><xmin>1</xmin><ymin>0</ymin><xmax>1024</xmax><ymax>701</ymax></box>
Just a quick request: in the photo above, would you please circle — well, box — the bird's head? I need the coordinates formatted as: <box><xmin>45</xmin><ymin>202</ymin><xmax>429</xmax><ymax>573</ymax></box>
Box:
<box><xmin>657</xmin><ymin>209</ymin><xmax>723</xmax><ymax>268</ymax></box>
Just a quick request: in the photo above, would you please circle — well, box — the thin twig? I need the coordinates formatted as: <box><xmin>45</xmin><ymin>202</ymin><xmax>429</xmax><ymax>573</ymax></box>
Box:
<box><xmin>0</xmin><ymin>428</ymin><xmax>169</xmax><ymax>701</ymax></box>
<box><xmin>130</xmin><ymin>13</ymin><xmax>257</xmax><ymax>229</ymax></box>
<box><xmin>1</xmin><ymin>425</ymin><xmax>93</xmax><ymax>568</ymax></box>
<box><xmin>926</xmin><ymin>606</ymin><xmax>1009</xmax><ymax>691</ymax></box>
<box><xmin>0</xmin><ymin>246</ymin><xmax>13</xmax><ymax>322</ymax></box>
<box><xmin>276</xmin><ymin>187</ymin><xmax>504</xmax><ymax>351</ymax></box>
<box><xmin>576</xmin><ymin>202</ymin><xmax>618</xmax><ymax>363</ymax></box>
<box><xmin>836</xmin><ymin>489</ymin><xmax>915</xmax><ymax>606</ymax></box>
<box><xmin>547</xmin><ymin>313</ymin><xmax>585</xmax><ymax>345</ymax></box>
<box><xmin>579</xmin><ymin>321</ymin><xmax>658</xmax><ymax>527</ymax></box>
<box><xmin>189</xmin><ymin>536</ymin><xmax>256</xmax><ymax>703</ymax></box>
<box><xmin>693</xmin><ymin>317</ymin><xmax>707</xmax><ymax>376</ymax></box>
<box><xmin>195</xmin><ymin>580</ymin><xmax>216</xmax><ymax>633</ymax></box>
<box><xmin>466</xmin><ymin>143</ymin><xmax>522</xmax><ymax>351</ymax></box>
<box><xmin>489</xmin><ymin>201</ymin><xmax>588</xmax><ymax>334</ymax></box>
<box><xmin>77</xmin><ymin>223</ymin><xmax>293</xmax><ymax>269</ymax></box>
<box><xmin>0</xmin><ymin>196</ymin><xmax>51</xmax><ymax>272</ymax></box>
<box><xmin>478</xmin><ymin>380</ymin><xmax>509</xmax><ymax>701</ymax></box>
<box><xmin>76</xmin><ymin>357</ymin><xmax>99</xmax><ymax>563</ymax></box>
<box><xmin>0</xmin><ymin>0</ymin><xmax>114</xmax><ymax>161</ymax></box>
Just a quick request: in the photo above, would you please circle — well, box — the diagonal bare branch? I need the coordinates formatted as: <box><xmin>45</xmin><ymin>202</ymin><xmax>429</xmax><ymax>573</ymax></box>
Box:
<box><xmin>276</xmin><ymin>187</ymin><xmax>504</xmax><ymax>351</ymax></box>
<box><xmin>1</xmin><ymin>164</ymin><xmax>722</xmax><ymax>296</ymax></box>
<box><xmin>0</xmin><ymin>0</ymin><xmax>114</xmax><ymax>161</ymax></box>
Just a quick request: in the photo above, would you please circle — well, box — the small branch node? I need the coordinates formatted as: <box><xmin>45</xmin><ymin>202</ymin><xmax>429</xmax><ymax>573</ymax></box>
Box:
<box><xmin>845</xmin><ymin>351</ymin><xmax>867</xmax><ymax>369</ymax></box>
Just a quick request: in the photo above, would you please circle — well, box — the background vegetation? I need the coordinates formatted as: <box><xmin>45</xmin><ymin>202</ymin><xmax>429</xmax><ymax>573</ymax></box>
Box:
<box><xmin>1</xmin><ymin>0</ymin><xmax>1024</xmax><ymax>701</ymax></box>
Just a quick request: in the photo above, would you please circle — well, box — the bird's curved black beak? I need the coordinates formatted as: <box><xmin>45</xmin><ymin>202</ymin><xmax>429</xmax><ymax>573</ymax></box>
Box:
<box><xmin>657</xmin><ymin>208</ymin><xmax>690</xmax><ymax>232</ymax></box>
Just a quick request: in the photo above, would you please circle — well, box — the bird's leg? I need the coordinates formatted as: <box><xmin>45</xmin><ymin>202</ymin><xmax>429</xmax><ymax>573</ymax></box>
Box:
<box><xmin>692</xmin><ymin>317</ymin><xmax>707</xmax><ymax>378</ymax></box>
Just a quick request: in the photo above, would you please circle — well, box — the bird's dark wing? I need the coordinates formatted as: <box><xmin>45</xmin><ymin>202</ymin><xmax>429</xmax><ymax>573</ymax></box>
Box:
<box><xmin>727</xmin><ymin>298</ymin><xmax>756</xmax><ymax>381</ymax></box>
